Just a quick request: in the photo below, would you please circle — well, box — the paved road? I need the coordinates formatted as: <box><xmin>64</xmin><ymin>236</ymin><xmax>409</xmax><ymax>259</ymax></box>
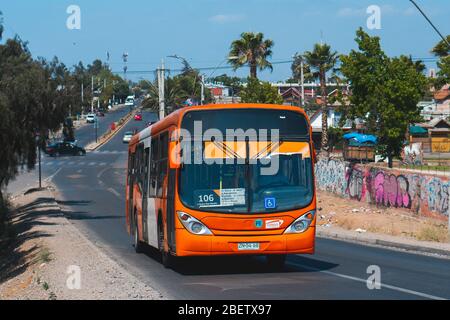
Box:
<box><xmin>5</xmin><ymin>105</ymin><xmax>132</xmax><ymax>197</ymax></box>
<box><xmin>44</xmin><ymin>111</ymin><xmax>450</xmax><ymax>300</ymax></box>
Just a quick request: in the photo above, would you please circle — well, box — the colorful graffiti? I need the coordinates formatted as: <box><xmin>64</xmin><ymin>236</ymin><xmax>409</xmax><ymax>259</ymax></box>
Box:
<box><xmin>315</xmin><ymin>158</ymin><xmax>347</xmax><ymax>195</ymax></box>
<box><xmin>314</xmin><ymin>158</ymin><xmax>449</xmax><ymax>219</ymax></box>
<box><xmin>402</xmin><ymin>142</ymin><xmax>423</xmax><ymax>165</ymax></box>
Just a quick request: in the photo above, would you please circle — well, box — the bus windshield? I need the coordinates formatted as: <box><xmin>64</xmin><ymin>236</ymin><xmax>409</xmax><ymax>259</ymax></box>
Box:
<box><xmin>178</xmin><ymin>109</ymin><xmax>313</xmax><ymax>214</ymax></box>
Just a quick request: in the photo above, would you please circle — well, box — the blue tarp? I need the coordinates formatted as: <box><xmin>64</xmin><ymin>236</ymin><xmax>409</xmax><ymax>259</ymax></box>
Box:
<box><xmin>343</xmin><ymin>132</ymin><xmax>377</xmax><ymax>144</ymax></box>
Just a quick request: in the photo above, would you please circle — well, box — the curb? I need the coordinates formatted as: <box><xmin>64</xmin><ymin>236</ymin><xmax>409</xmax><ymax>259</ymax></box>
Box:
<box><xmin>317</xmin><ymin>229</ymin><xmax>450</xmax><ymax>258</ymax></box>
<box><xmin>85</xmin><ymin>109</ymin><xmax>137</xmax><ymax>152</ymax></box>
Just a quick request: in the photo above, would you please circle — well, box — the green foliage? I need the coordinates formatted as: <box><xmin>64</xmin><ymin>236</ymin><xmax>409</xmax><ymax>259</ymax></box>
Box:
<box><xmin>142</xmin><ymin>70</ymin><xmax>211</xmax><ymax>114</ymax></box>
<box><xmin>327</xmin><ymin>127</ymin><xmax>345</xmax><ymax>151</ymax></box>
<box><xmin>0</xmin><ymin>38</ymin><xmax>69</xmax><ymax>193</ymax></box>
<box><xmin>339</xmin><ymin>28</ymin><xmax>427</xmax><ymax>166</ymax></box>
<box><xmin>210</xmin><ymin>74</ymin><xmax>243</xmax><ymax>95</ymax></box>
<box><xmin>431</xmin><ymin>35</ymin><xmax>450</xmax><ymax>89</ymax></box>
<box><xmin>431</xmin><ymin>35</ymin><xmax>450</xmax><ymax>57</ymax></box>
<box><xmin>291</xmin><ymin>53</ymin><xmax>314</xmax><ymax>83</ymax></box>
<box><xmin>229</xmin><ymin>32</ymin><xmax>274</xmax><ymax>79</ymax></box>
<box><xmin>240</xmin><ymin>77</ymin><xmax>283</xmax><ymax>104</ymax></box>
<box><xmin>303</xmin><ymin>43</ymin><xmax>339</xmax><ymax>150</ymax></box>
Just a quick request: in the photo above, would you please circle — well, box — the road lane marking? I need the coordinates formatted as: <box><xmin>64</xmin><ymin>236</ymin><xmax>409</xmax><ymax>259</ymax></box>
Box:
<box><xmin>107</xmin><ymin>187</ymin><xmax>121</xmax><ymax>198</ymax></box>
<box><xmin>44</xmin><ymin>168</ymin><xmax>62</xmax><ymax>182</ymax></box>
<box><xmin>288</xmin><ymin>261</ymin><xmax>446</xmax><ymax>300</ymax></box>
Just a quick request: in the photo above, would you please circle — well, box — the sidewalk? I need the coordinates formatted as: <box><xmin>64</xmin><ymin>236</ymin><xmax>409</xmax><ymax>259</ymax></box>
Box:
<box><xmin>318</xmin><ymin>225</ymin><xmax>450</xmax><ymax>258</ymax></box>
<box><xmin>316</xmin><ymin>190</ymin><xmax>450</xmax><ymax>258</ymax></box>
<box><xmin>0</xmin><ymin>185</ymin><xmax>165</xmax><ymax>300</ymax></box>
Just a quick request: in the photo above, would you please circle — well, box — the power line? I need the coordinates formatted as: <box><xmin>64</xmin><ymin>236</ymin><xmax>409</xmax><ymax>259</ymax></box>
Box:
<box><xmin>409</xmin><ymin>0</ymin><xmax>450</xmax><ymax>48</ymax></box>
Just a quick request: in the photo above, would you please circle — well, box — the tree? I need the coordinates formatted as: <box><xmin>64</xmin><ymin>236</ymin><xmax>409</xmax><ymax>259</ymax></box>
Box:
<box><xmin>290</xmin><ymin>53</ymin><xmax>314</xmax><ymax>83</ymax></box>
<box><xmin>303</xmin><ymin>43</ymin><xmax>338</xmax><ymax>152</ymax></box>
<box><xmin>340</xmin><ymin>28</ymin><xmax>427</xmax><ymax>168</ymax></box>
<box><xmin>229</xmin><ymin>32</ymin><xmax>274</xmax><ymax>79</ymax></box>
<box><xmin>240</xmin><ymin>77</ymin><xmax>283</xmax><ymax>104</ymax></box>
<box><xmin>431</xmin><ymin>36</ymin><xmax>450</xmax><ymax>88</ymax></box>
<box><xmin>0</xmin><ymin>11</ymin><xmax>3</xmax><ymax>40</ymax></box>
<box><xmin>142</xmin><ymin>78</ymin><xmax>185</xmax><ymax>114</ymax></box>
<box><xmin>431</xmin><ymin>35</ymin><xmax>450</xmax><ymax>57</ymax></box>
<box><xmin>0</xmin><ymin>37</ymin><xmax>69</xmax><ymax>200</ymax></box>
<box><xmin>210</xmin><ymin>74</ymin><xmax>243</xmax><ymax>96</ymax></box>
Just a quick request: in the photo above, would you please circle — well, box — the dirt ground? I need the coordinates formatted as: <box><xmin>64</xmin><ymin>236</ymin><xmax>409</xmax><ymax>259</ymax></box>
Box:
<box><xmin>0</xmin><ymin>187</ymin><xmax>165</xmax><ymax>300</ymax></box>
<box><xmin>317</xmin><ymin>190</ymin><xmax>449</xmax><ymax>243</ymax></box>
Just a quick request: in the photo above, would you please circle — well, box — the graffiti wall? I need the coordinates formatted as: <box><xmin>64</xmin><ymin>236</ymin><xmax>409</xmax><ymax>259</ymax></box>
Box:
<box><xmin>315</xmin><ymin>158</ymin><xmax>449</xmax><ymax>220</ymax></box>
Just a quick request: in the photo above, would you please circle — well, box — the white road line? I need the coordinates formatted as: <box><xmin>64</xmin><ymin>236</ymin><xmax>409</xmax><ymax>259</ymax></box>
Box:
<box><xmin>88</xmin><ymin>162</ymin><xmax>96</xmax><ymax>166</ymax></box>
<box><xmin>99</xmin><ymin>162</ymin><xmax>107</xmax><ymax>166</ymax></box>
<box><xmin>107</xmin><ymin>187</ymin><xmax>121</xmax><ymax>198</ymax></box>
<box><xmin>288</xmin><ymin>261</ymin><xmax>446</xmax><ymax>300</ymax></box>
<box><xmin>43</xmin><ymin>167</ymin><xmax>62</xmax><ymax>182</ymax></box>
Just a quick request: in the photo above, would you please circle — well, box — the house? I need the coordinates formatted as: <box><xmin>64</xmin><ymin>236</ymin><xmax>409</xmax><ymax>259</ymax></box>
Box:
<box><xmin>419</xmin><ymin>85</ymin><xmax>450</xmax><ymax>120</ymax></box>
<box><xmin>271</xmin><ymin>82</ymin><xmax>349</xmax><ymax>106</ymax></box>
<box><xmin>413</xmin><ymin>118</ymin><xmax>450</xmax><ymax>153</ymax></box>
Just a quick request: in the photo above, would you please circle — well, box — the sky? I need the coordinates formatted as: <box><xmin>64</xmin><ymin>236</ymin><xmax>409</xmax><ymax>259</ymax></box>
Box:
<box><xmin>1</xmin><ymin>0</ymin><xmax>449</xmax><ymax>82</ymax></box>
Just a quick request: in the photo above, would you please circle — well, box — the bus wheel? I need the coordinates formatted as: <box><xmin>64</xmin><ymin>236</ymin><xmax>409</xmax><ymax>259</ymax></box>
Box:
<box><xmin>133</xmin><ymin>212</ymin><xmax>144</xmax><ymax>253</ymax></box>
<box><xmin>266</xmin><ymin>254</ymin><xmax>286</xmax><ymax>270</ymax></box>
<box><xmin>158</xmin><ymin>220</ymin><xmax>174</xmax><ymax>268</ymax></box>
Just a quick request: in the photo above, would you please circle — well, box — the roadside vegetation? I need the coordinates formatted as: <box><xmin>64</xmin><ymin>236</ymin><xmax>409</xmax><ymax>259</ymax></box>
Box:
<box><xmin>0</xmin><ymin>12</ymin><xmax>129</xmax><ymax>243</ymax></box>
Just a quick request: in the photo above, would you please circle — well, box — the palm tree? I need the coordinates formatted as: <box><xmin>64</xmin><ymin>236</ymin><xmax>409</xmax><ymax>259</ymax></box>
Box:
<box><xmin>142</xmin><ymin>78</ymin><xmax>185</xmax><ymax>115</ymax></box>
<box><xmin>303</xmin><ymin>43</ymin><xmax>338</xmax><ymax>152</ymax></box>
<box><xmin>229</xmin><ymin>32</ymin><xmax>274</xmax><ymax>79</ymax></box>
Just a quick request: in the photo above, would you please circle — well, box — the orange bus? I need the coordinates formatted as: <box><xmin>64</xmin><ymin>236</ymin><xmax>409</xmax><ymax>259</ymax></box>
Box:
<box><xmin>126</xmin><ymin>104</ymin><xmax>316</xmax><ymax>268</ymax></box>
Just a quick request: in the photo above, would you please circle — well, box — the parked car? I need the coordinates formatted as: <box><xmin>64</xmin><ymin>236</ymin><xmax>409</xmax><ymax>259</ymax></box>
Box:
<box><xmin>96</xmin><ymin>111</ymin><xmax>105</xmax><ymax>117</ymax></box>
<box><xmin>134</xmin><ymin>113</ymin><xmax>142</xmax><ymax>121</ymax></box>
<box><xmin>122</xmin><ymin>131</ymin><xmax>134</xmax><ymax>143</ymax></box>
<box><xmin>86</xmin><ymin>114</ymin><xmax>96</xmax><ymax>123</ymax></box>
<box><xmin>45</xmin><ymin>142</ymin><xmax>86</xmax><ymax>157</ymax></box>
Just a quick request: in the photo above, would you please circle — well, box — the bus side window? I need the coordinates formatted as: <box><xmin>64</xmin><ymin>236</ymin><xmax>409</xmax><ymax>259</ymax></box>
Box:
<box><xmin>156</xmin><ymin>132</ymin><xmax>169</xmax><ymax>198</ymax></box>
<box><xmin>149</xmin><ymin>136</ymin><xmax>159</xmax><ymax>197</ymax></box>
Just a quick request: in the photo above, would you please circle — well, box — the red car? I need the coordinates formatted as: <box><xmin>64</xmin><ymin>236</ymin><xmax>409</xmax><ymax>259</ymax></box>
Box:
<box><xmin>134</xmin><ymin>113</ymin><xmax>142</xmax><ymax>121</ymax></box>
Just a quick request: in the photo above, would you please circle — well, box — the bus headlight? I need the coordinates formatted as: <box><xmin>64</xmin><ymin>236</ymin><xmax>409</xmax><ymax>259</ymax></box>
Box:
<box><xmin>284</xmin><ymin>211</ymin><xmax>315</xmax><ymax>234</ymax></box>
<box><xmin>177</xmin><ymin>211</ymin><xmax>212</xmax><ymax>235</ymax></box>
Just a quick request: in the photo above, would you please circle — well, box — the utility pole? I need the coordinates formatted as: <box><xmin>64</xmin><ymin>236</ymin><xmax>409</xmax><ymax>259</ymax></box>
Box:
<box><xmin>300</xmin><ymin>59</ymin><xmax>305</xmax><ymax>107</ymax></box>
<box><xmin>81</xmin><ymin>83</ymin><xmax>84</xmax><ymax>103</ymax></box>
<box><xmin>158</xmin><ymin>60</ymin><xmax>165</xmax><ymax>120</ymax></box>
<box><xmin>201</xmin><ymin>74</ymin><xmax>205</xmax><ymax>105</ymax></box>
<box><xmin>123</xmin><ymin>52</ymin><xmax>128</xmax><ymax>81</ymax></box>
<box><xmin>91</xmin><ymin>76</ymin><xmax>94</xmax><ymax>113</ymax></box>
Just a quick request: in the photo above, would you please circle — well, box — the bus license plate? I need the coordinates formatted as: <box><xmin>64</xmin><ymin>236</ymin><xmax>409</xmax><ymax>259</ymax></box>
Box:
<box><xmin>238</xmin><ymin>242</ymin><xmax>260</xmax><ymax>250</ymax></box>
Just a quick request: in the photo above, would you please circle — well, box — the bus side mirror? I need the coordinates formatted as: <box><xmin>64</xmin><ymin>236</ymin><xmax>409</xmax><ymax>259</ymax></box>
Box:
<box><xmin>169</xmin><ymin>141</ymin><xmax>181</xmax><ymax>169</ymax></box>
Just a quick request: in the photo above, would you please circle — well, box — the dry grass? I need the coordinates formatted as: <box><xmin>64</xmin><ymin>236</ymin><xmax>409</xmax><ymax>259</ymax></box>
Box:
<box><xmin>318</xmin><ymin>190</ymin><xmax>449</xmax><ymax>243</ymax></box>
<box><xmin>417</xmin><ymin>225</ymin><xmax>449</xmax><ymax>243</ymax></box>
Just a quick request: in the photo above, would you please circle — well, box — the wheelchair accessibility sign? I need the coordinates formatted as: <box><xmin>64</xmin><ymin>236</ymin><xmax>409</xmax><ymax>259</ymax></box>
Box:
<box><xmin>264</xmin><ymin>197</ymin><xmax>276</xmax><ymax>209</ymax></box>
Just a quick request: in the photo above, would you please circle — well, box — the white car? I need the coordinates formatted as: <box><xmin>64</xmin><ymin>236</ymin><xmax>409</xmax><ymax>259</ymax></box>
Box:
<box><xmin>86</xmin><ymin>114</ymin><xmax>96</xmax><ymax>123</ymax></box>
<box><xmin>122</xmin><ymin>131</ymin><xmax>134</xmax><ymax>143</ymax></box>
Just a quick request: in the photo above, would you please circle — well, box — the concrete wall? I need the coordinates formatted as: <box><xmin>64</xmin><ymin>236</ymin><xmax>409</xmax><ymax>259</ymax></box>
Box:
<box><xmin>315</xmin><ymin>158</ymin><xmax>449</xmax><ymax>220</ymax></box>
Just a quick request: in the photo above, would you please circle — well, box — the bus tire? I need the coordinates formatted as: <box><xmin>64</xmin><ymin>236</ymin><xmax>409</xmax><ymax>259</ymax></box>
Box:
<box><xmin>133</xmin><ymin>211</ymin><xmax>144</xmax><ymax>254</ymax></box>
<box><xmin>266</xmin><ymin>254</ymin><xmax>286</xmax><ymax>270</ymax></box>
<box><xmin>158</xmin><ymin>218</ymin><xmax>175</xmax><ymax>269</ymax></box>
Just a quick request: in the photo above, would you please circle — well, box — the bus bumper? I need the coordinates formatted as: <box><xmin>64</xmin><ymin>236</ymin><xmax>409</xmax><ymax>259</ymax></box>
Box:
<box><xmin>175</xmin><ymin>227</ymin><xmax>315</xmax><ymax>256</ymax></box>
